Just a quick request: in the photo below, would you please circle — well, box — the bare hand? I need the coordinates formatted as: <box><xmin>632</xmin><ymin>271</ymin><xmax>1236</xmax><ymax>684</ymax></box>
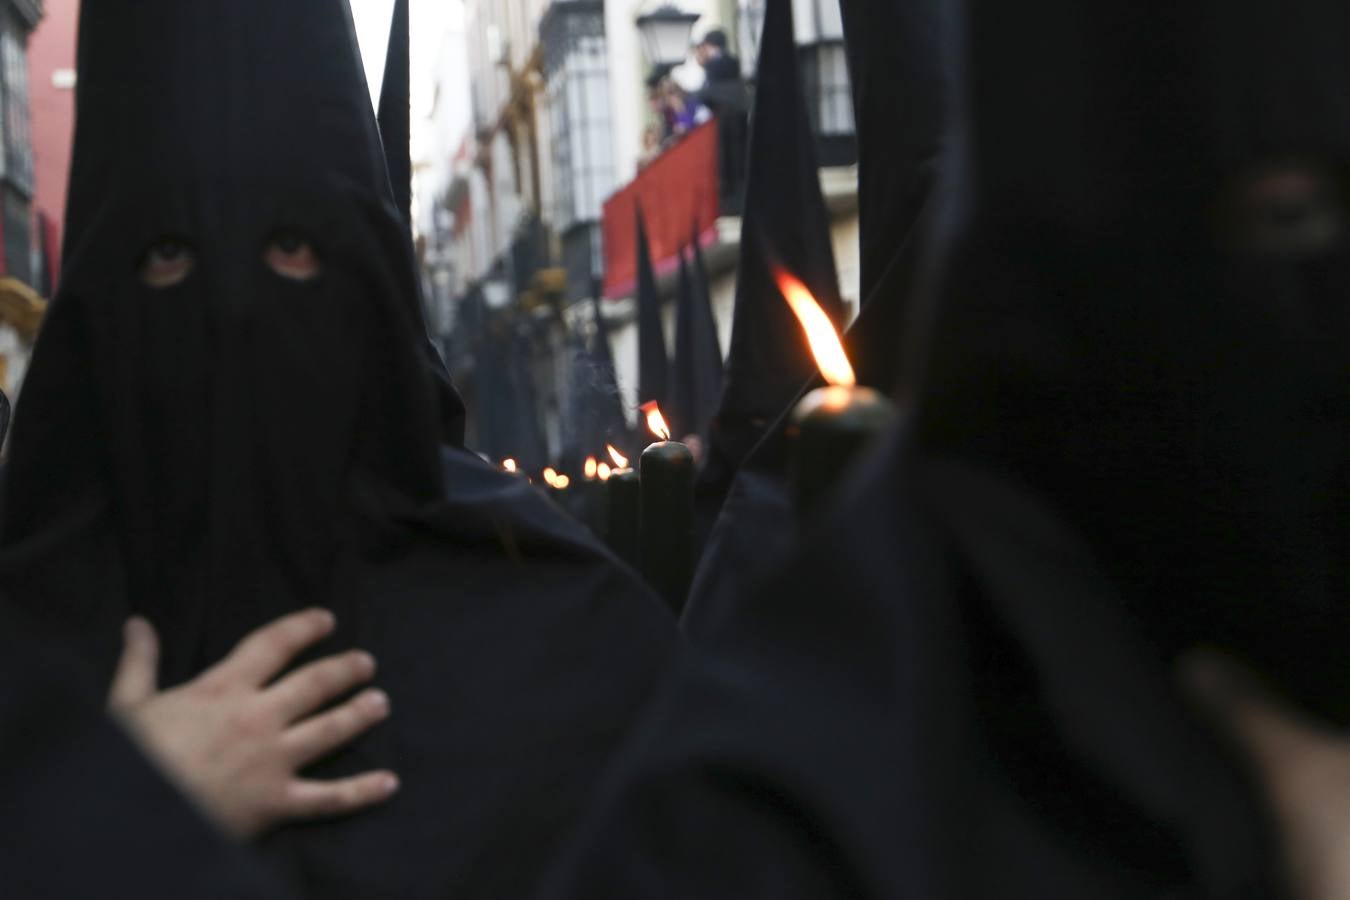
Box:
<box><xmin>108</xmin><ymin>609</ymin><xmax>398</xmax><ymax>840</ymax></box>
<box><xmin>1181</xmin><ymin>651</ymin><xmax>1350</xmax><ymax>900</ymax></box>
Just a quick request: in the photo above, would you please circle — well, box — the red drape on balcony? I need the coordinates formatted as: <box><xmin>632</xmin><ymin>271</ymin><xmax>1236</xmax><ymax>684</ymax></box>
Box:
<box><xmin>602</xmin><ymin>119</ymin><xmax>721</xmax><ymax>299</ymax></box>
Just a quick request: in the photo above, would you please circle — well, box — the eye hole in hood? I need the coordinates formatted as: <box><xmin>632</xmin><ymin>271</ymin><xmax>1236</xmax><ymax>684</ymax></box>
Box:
<box><xmin>264</xmin><ymin>228</ymin><xmax>323</xmax><ymax>282</ymax></box>
<box><xmin>139</xmin><ymin>238</ymin><xmax>196</xmax><ymax>289</ymax></box>
<box><xmin>1219</xmin><ymin>161</ymin><xmax>1347</xmax><ymax>259</ymax></box>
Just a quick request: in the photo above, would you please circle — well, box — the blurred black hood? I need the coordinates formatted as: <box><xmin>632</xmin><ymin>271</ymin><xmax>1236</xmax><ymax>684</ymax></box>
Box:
<box><xmin>0</xmin><ymin>0</ymin><xmax>467</xmax><ymax>675</ymax></box>
<box><xmin>912</xmin><ymin>0</ymin><xmax>1350</xmax><ymax>718</ymax></box>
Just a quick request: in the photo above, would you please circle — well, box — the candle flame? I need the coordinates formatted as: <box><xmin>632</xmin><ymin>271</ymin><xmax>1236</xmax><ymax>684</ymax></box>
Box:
<box><xmin>597</xmin><ymin>462</ymin><xmax>613</xmax><ymax>481</ymax></box>
<box><xmin>773</xmin><ymin>269</ymin><xmax>856</xmax><ymax>388</ymax></box>
<box><xmin>607</xmin><ymin>444</ymin><xmax>629</xmax><ymax>469</ymax></box>
<box><xmin>554</xmin><ymin>475</ymin><xmax>571</xmax><ymax>490</ymax></box>
<box><xmin>543</xmin><ymin>467</ymin><xmax>559</xmax><ymax>487</ymax></box>
<box><xmin>584</xmin><ymin>457</ymin><xmax>598</xmax><ymax>479</ymax></box>
<box><xmin>502</xmin><ymin>458</ymin><xmax>518</xmax><ymax>473</ymax></box>
<box><xmin>641</xmin><ymin>401</ymin><xmax>672</xmax><ymax>442</ymax></box>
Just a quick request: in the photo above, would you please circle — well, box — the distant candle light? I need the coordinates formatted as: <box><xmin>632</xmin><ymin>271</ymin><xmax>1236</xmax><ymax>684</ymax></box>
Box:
<box><xmin>503</xmin><ymin>458</ymin><xmax>519</xmax><ymax>473</ymax></box>
<box><xmin>597</xmin><ymin>462</ymin><xmax>613</xmax><ymax>481</ymax></box>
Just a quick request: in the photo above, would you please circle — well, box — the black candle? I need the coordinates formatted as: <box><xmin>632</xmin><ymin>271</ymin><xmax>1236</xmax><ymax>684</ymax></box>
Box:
<box><xmin>605</xmin><ymin>468</ymin><xmax>641</xmax><ymax>570</ymax></box>
<box><xmin>640</xmin><ymin>440</ymin><xmax>695</xmax><ymax>613</ymax></box>
<box><xmin>790</xmin><ymin>385</ymin><xmax>894</xmax><ymax>519</ymax></box>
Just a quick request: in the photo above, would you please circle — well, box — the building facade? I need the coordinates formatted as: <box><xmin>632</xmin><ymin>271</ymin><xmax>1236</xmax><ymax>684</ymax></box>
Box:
<box><xmin>0</xmin><ymin>0</ymin><xmax>48</xmax><ymax>400</ymax></box>
<box><xmin>419</xmin><ymin>0</ymin><xmax>860</xmax><ymax>464</ymax></box>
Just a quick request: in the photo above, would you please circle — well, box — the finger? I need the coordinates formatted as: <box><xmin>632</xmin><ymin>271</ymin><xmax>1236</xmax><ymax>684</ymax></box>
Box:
<box><xmin>211</xmin><ymin>608</ymin><xmax>336</xmax><ymax>688</ymax></box>
<box><xmin>108</xmin><ymin>617</ymin><xmax>160</xmax><ymax>709</ymax></box>
<box><xmin>265</xmin><ymin>651</ymin><xmax>377</xmax><ymax>725</ymax></box>
<box><xmin>281</xmin><ymin>771</ymin><xmax>400</xmax><ymax>823</ymax></box>
<box><xmin>283</xmin><ymin>688</ymin><xmax>390</xmax><ymax>768</ymax></box>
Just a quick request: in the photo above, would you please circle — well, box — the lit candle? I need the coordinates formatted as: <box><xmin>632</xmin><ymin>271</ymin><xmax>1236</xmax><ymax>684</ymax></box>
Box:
<box><xmin>604</xmin><ymin>444</ymin><xmax>641</xmax><ymax>570</ymax></box>
<box><xmin>639</xmin><ymin>402</ymin><xmax>694</xmax><ymax>613</ymax></box>
<box><xmin>777</xmin><ymin>270</ymin><xmax>895</xmax><ymax>518</ymax></box>
<box><xmin>502</xmin><ymin>457</ymin><xmax>525</xmax><ymax>478</ymax></box>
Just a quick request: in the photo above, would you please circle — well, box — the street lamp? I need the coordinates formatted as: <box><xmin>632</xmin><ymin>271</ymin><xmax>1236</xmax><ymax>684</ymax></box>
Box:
<box><xmin>635</xmin><ymin>4</ymin><xmax>700</xmax><ymax>68</ymax></box>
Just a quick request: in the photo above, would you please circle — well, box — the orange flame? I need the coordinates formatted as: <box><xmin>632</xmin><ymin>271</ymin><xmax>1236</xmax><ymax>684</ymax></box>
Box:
<box><xmin>554</xmin><ymin>475</ymin><xmax>571</xmax><ymax>490</ymax></box>
<box><xmin>607</xmin><ymin>444</ymin><xmax>630</xmax><ymax>469</ymax></box>
<box><xmin>641</xmin><ymin>401</ymin><xmax>672</xmax><ymax>442</ymax></box>
<box><xmin>503</xmin><ymin>458</ymin><xmax>518</xmax><ymax>473</ymax></box>
<box><xmin>773</xmin><ymin>269</ymin><xmax>856</xmax><ymax>388</ymax></box>
<box><xmin>584</xmin><ymin>457</ymin><xmax>598</xmax><ymax>479</ymax></box>
<box><xmin>597</xmin><ymin>462</ymin><xmax>613</xmax><ymax>481</ymax></box>
<box><xmin>543</xmin><ymin>467</ymin><xmax>559</xmax><ymax>487</ymax></box>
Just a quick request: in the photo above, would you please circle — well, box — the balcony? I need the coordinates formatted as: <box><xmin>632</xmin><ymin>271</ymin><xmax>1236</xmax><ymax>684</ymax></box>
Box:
<box><xmin>600</xmin><ymin>117</ymin><xmax>745</xmax><ymax>299</ymax></box>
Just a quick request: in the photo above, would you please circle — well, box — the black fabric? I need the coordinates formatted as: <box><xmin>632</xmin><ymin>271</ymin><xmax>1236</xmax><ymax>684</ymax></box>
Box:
<box><xmin>635</xmin><ymin>208</ymin><xmax>669</xmax><ymax>413</ymax></box>
<box><xmin>540</xmin><ymin>435</ymin><xmax>1283</xmax><ymax>899</ymax></box>
<box><xmin>0</xmin><ymin>604</ymin><xmax>293</xmax><ymax>900</ymax></box>
<box><xmin>685</xmin><ymin>0</ymin><xmax>959</xmax><ymax>633</ymax></box>
<box><xmin>913</xmin><ymin>0</ymin><xmax>1350</xmax><ymax>722</ymax></box>
<box><xmin>692</xmin><ymin>0</ymin><xmax>845</xmax><ymax>552</ymax></box>
<box><xmin>839</xmin><ymin>0</ymin><xmax>950</xmax><ymax>310</ymax></box>
<box><xmin>669</xmin><ymin>241</ymin><xmax>722</xmax><ymax>442</ymax></box>
<box><xmin>0</xmin><ymin>2</ymin><xmax>675</xmax><ymax>897</ymax></box>
<box><xmin>588</xmin><ymin>293</ymin><xmax>630</xmax><ymax>448</ymax></box>
<box><xmin>376</xmin><ymin>0</ymin><xmax>412</xmax><ymax>233</ymax></box>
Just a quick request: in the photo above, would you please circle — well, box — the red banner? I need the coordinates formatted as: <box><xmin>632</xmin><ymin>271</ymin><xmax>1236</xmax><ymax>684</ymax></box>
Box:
<box><xmin>602</xmin><ymin>119</ymin><xmax>722</xmax><ymax>299</ymax></box>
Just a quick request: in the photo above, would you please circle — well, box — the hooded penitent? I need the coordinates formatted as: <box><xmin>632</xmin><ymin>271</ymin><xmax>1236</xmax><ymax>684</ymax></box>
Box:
<box><xmin>683</xmin><ymin>0</ymin><xmax>958</xmax><ymax>632</ymax></box>
<box><xmin>635</xmin><ymin>207</ymin><xmax>669</xmax><ymax>414</ymax></box>
<box><xmin>542</xmin><ymin>0</ymin><xmax>1350</xmax><ymax>895</ymax></box>
<box><xmin>699</xmin><ymin>0</ymin><xmax>843</xmax><ymax>485</ymax></box>
<box><xmin>669</xmin><ymin>240</ymin><xmax>722</xmax><ymax>442</ymax></box>
<box><xmin>914</xmin><ymin>0</ymin><xmax>1350</xmax><ymax>720</ymax></box>
<box><xmin>0</xmin><ymin>2</ymin><xmax>674</xmax><ymax>897</ymax></box>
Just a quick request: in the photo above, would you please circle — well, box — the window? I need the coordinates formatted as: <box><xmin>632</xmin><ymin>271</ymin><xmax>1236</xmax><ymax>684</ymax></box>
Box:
<box><xmin>1</xmin><ymin>27</ymin><xmax>32</xmax><ymax>195</ymax></box>
<box><xmin>5</xmin><ymin>187</ymin><xmax>31</xmax><ymax>284</ymax></box>
<box><xmin>740</xmin><ymin>0</ymin><xmax>856</xmax><ymax>163</ymax></box>
<box><xmin>543</xmin><ymin>2</ymin><xmax>613</xmax><ymax>231</ymax></box>
<box><xmin>802</xmin><ymin>41</ymin><xmax>854</xmax><ymax>137</ymax></box>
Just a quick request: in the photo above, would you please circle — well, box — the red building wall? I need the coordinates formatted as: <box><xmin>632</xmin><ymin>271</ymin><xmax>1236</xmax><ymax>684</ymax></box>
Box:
<box><xmin>28</xmin><ymin>0</ymin><xmax>77</xmax><ymax>288</ymax></box>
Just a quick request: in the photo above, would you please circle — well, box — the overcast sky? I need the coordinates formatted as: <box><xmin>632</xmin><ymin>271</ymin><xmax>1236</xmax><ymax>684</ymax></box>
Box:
<box><xmin>350</xmin><ymin>0</ymin><xmax>465</xmax><ymax>146</ymax></box>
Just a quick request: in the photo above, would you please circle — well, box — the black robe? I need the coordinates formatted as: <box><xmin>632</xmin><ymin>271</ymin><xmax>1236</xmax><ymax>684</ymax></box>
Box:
<box><xmin>0</xmin><ymin>2</ymin><xmax>675</xmax><ymax>897</ymax></box>
<box><xmin>539</xmin><ymin>434</ymin><xmax>1281</xmax><ymax>898</ymax></box>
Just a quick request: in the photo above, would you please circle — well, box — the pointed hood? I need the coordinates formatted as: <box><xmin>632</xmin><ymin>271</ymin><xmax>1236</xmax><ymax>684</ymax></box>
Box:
<box><xmin>0</xmin><ymin>0</ymin><xmax>465</xmax><ymax>679</ymax></box>
<box><xmin>635</xmin><ymin>207</ymin><xmax>669</xmax><ymax>411</ymax></box>
<box><xmin>707</xmin><ymin>0</ymin><xmax>843</xmax><ymax>468</ymax></box>
<box><xmin>670</xmin><ymin>239</ymin><xmax>723</xmax><ymax>443</ymax></box>
<box><xmin>915</xmin><ymin>0</ymin><xmax>1350</xmax><ymax>719</ymax></box>
<box><xmin>840</xmin><ymin>0</ymin><xmax>953</xmax><ymax>309</ymax></box>
<box><xmin>836</xmin><ymin>0</ymin><xmax>964</xmax><ymax>398</ymax></box>
<box><xmin>589</xmin><ymin>294</ymin><xmax>630</xmax><ymax>448</ymax></box>
<box><xmin>377</xmin><ymin>0</ymin><xmax>413</xmax><ymax>231</ymax></box>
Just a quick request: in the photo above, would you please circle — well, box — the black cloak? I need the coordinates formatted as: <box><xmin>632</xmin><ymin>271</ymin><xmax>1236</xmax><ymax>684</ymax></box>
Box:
<box><xmin>541</xmin><ymin>0</ymin><xmax>1350</xmax><ymax>895</ymax></box>
<box><xmin>0</xmin><ymin>2</ymin><xmax>675</xmax><ymax>897</ymax></box>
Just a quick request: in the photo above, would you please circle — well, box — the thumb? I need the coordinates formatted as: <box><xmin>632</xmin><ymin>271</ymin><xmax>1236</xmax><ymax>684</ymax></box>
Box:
<box><xmin>108</xmin><ymin>617</ymin><xmax>160</xmax><ymax>710</ymax></box>
<box><xmin>1180</xmin><ymin>649</ymin><xmax>1317</xmax><ymax>770</ymax></box>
